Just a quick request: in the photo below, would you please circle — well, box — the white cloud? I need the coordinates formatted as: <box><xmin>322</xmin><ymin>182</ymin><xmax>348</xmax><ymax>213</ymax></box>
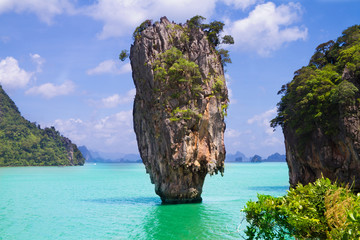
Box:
<box><xmin>247</xmin><ymin>107</ymin><xmax>277</xmax><ymax>135</ymax></box>
<box><xmin>81</xmin><ymin>0</ymin><xmax>216</xmax><ymax>39</ymax></box>
<box><xmin>0</xmin><ymin>56</ymin><xmax>33</xmax><ymax>89</ymax></box>
<box><xmin>0</xmin><ymin>0</ymin><xmax>73</xmax><ymax>24</ymax></box>
<box><xmin>222</xmin><ymin>0</ymin><xmax>262</xmax><ymax>10</ymax></box>
<box><xmin>225</xmin><ymin>108</ymin><xmax>284</xmax><ymax>156</ymax></box>
<box><xmin>26</xmin><ymin>80</ymin><xmax>75</xmax><ymax>98</ymax></box>
<box><xmin>227</xmin><ymin>2</ymin><xmax>308</xmax><ymax>55</ymax></box>
<box><xmin>263</xmin><ymin>136</ymin><xmax>282</xmax><ymax>146</ymax></box>
<box><xmin>87</xmin><ymin>60</ymin><xmax>131</xmax><ymax>75</ymax></box>
<box><xmin>30</xmin><ymin>53</ymin><xmax>45</xmax><ymax>73</ymax></box>
<box><xmin>100</xmin><ymin>89</ymin><xmax>136</xmax><ymax>108</ymax></box>
<box><xmin>225</xmin><ymin>128</ymin><xmax>242</xmax><ymax>138</ymax></box>
<box><xmin>52</xmin><ymin>110</ymin><xmax>137</xmax><ymax>153</ymax></box>
<box><xmin>225</xmin><ymin>73</ymin><xmax>238</xmax><ymax>104</ymax></box>
<box><xmin>0</xmin><ymin>0</ymin><xmax>308</xmax><ymax>58</ymax></box>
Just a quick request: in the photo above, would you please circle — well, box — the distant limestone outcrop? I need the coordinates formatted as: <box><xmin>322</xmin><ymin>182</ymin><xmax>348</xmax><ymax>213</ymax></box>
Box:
<box><xmin>0</xmin><ymin>85</ymin><xmax>84</xmax><ymax>166</ymax></box>
<box><xmin>271</xmin><ymin>25</ymin><xmax>360</xmax><ymax>191</ymax></box>
<box><xmin>130</xmin><ymin>17</ymin><xmax>229</xmax><ymax>203</ymax></box>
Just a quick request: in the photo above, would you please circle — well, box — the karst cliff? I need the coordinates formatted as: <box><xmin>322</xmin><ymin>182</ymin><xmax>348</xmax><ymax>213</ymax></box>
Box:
<box><xmin>272</xmin><ymin>25</ymin><xmax>360</xmax><ymax>191</ymax></box>
<box><xmin>0</xmin><ymin>85</ymin><xmax>84</xmax><ymax>166</ymax></box>
<box><xmin>130</xmin><ymin>17</ymin><xmax>229</xmax><ymax>203</ymax></box>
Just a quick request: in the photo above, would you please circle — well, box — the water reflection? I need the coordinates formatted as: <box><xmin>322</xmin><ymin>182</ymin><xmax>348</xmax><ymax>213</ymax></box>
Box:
<box><xmin>131</xmin><ymin>202</ymin><xmax>241</xmax><ymax>239</ymax></box>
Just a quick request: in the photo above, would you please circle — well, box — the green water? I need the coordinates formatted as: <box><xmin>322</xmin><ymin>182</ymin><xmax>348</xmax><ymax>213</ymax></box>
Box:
<box><xmin>0</xmin><ymin>163</ymin><xmax>289</xmax><ymax>239</ymax></box>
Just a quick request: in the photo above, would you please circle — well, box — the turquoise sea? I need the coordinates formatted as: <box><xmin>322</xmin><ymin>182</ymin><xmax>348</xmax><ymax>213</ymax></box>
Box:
<box><xmin>0</xmin><ymin>163</ymin><xmax>289</xmax><ymax>239</ymax></box>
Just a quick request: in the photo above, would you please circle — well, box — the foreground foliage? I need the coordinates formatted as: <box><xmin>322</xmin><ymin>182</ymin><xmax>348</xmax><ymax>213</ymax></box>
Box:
<box><xmin>271</xmin><ymin>25</ymin><xmax>360</xmax><ymax>148</ymax></box>
<box><xmin>243</xmin><ymin>177</ymin><xmax>360</xmax><ymax>239</ymax></box>
<box><xmin>0</xmin><ymin>85</ymin><xmax>84</xmax><ymax>166</ymax></box>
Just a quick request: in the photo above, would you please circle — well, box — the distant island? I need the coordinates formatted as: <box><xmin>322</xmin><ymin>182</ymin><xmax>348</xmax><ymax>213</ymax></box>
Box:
<box><xmin>79</xmin><ymin>146</ymin><xmax>141</xmax><ymax>163</ymax></box>
<box><xmin>79</xmin><ymin>147</ymin><xmax>286</xmax><ymax>164</ymax></box>
<box><xmin>0</xmin><ymin>85</ymin><xmax>84</xmax><ymax>166</ymax></box>
<box><xmin>225</xmin><ymin>151</ymin><xmax>286</xmax><ymax>163</ymax></box>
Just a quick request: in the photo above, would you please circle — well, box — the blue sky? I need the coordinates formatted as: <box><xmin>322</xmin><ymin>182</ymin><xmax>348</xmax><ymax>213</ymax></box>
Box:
<box><xmin>0</xmin><ymin>0</ymin><xmax>359</xmax><ymax>158</ymax></box>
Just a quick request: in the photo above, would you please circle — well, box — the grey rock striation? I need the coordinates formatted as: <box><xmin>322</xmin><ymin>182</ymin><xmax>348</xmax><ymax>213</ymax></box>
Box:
<box><xmin>130</xmin><ymin>17</ymin><xmax>228</xmax><ymax>203</ymax></box>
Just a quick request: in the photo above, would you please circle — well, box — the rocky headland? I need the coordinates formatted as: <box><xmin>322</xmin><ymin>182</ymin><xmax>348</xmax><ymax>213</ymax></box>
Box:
<box><xmin>272</xmin><ymin>25</ymin><xmax>360</xmax><ymax>191</ymax></box>
<box><xmin>0</xmin><ymin>85</ymin><xmax>84</xmax><ymax>166</ymax></box>
<box><xmin>130</xmin><ymin>17</ymin><xmax>229</xmax><ymax>203</ymax></box>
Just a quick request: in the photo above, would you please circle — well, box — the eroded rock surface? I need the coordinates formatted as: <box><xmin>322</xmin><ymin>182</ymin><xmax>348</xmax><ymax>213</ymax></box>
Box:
<box><xmin>284</xmin><ymin>69</ymin><xmax>360</xmax><ymax>191</ymax></box>
<box><xmin>130</xmin><ymin>17</ymin><xmax>228</xmax><ymax>203</ymax></box>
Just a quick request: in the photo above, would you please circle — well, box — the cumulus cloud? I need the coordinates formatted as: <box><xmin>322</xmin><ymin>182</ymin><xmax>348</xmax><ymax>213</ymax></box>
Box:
<box><xmin>225</xmin><ymin>107</ymin><xmax>284</xmax><ymax>155</ymax></box>
<box><xmin>0</xmin><ymin>1</ymin><xmax>308</xmax><ymax>57</ymax></box>
<box><xmin>30</xmin><ymin>53</ymin><xmax>45</xmax><ymax>72</ymax></box>
<box><xmin>227</xmin><ymin>2</ymin><xmax>308</xmax><ymax>55</ymax></box>
<box><xmin>87</xmin><ymin>60</ymin><xmax>131</xmax><ymax>75</ymax></box>
<box><xmin>0</xmin><ymin>56</ymin><xmax>33</xmax><ymax>89</ymax></box>
<box><xmin>225</xmin><ymin>128</ymin><xmax>242</xmax><ymax>138</ymax></box>
<box><xmin>26</xmin><ymin>80</ymin><xmax>75</xmax><ymax>98</ymax></box>
<box><xmin>263</xmin><ymin>136</ymin><xmax>283</xmax><ymax>146</ymax></box>
<box><xmin>99</xmin><ymin>89</ymin><xmax>136</xmax><ymax>108</ymax></box>
<box><xmin>81</xmin><ymin>0</ymin><xmax>216</xmax><ymax>39</ymax></box>
<box><xmin>0</xmin><ymin>0</ymin><xmax>73</xmax><ymax>24</ymax></box>
<box><xmin>225</xmin><ymin>73</ymin><xmax>238</xmax><ymax>104</ymax></box>
<box><xmin>52</xmin><ymin>110</ymin><xmax>137</xmax><ymax>153</ymax></box>
<box><xmin>222</xmin><ymin>0</ymin><xmax>262</xmax><ymax>9</ymax></box>
<box><xmin>247</xmin><ymin>107</ymin><xmax>277</xmax><ymax>135</ymax></box>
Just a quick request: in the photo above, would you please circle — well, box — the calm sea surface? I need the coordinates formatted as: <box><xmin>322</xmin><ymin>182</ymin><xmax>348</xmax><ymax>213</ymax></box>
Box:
<box><xmin>0</xmin><ymin>162</ymin><xmax>289</xmax><ymax>239</ymax></box>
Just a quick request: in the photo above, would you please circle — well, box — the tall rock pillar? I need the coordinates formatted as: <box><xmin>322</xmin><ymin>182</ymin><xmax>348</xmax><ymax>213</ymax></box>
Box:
<box><xmin>130</xmin><ymin>17</ymin><xmax>228</xmax><ymax>203</ymax></box>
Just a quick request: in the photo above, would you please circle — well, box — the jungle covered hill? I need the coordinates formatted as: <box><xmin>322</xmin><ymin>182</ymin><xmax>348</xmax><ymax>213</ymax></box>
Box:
<box><xmin>0</xmin><ymin>85</ymin><xmax>84</xmax><ymax>166</ymax></box>
<box><xmin>271</xmin><ymin>25</ymin><xmax>360</xmax><ymax>147</ymax></box>
<box><xmin>271</xmin><ymin>25</ymin><xmax>360</xmax><ymax>190</ymax></box>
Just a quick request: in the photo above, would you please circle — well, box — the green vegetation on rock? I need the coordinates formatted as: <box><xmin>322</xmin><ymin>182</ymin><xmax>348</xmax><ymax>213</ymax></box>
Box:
<box><xmin>153</xmin><ymin>47</ymin><xmax>203</xmax><ymax>122</ymax></box>
<box><xmin>243</xmin><ymin>177</ymin><xmax>360</xmax><ymax>239</ymax></box>
<box><xmin>131</xmin><ymin>16</ymin><xmax>231</xmax><ymax>126</ymax></box>
<box><xmin>188</xmin><ymin>15</ymin><xmax>234</xmax><ymax>65</ymax></box>
<box><xmin>129</xmin><ymin>15</ymin><xmax>234</xmax><ymax>68</ymax></box>
<box><xmin>0</xmin><ymin>85</ymin><xmax>84</xmax><ymax>166</ymax></box>
<box><xmin>154</xmin><ymin>47</ymin><xmax>201</xmax><ymax>85</ymax></box>
<box><xmin>133</xmin><ymin>19</ymin><xmax>152</xmax><ymax>40</ymax></box>
<box><xmin>271</xmin><ymin>25</ymin><xmax>360</xmax><ymax>146</ymax></box>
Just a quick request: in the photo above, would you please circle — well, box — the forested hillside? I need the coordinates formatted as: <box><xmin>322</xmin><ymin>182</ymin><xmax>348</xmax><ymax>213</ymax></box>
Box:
<box><xmin>0</xmin><ymin>85</ymin><xmax>84</xmax><ymax>166</ymax></box>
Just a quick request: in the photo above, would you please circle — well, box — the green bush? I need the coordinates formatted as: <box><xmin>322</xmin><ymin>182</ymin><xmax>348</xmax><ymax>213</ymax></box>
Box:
<box><xmin>243</xmin><ymin>177</ymin><xmax>360</xmax><ymax>239</ymax></box>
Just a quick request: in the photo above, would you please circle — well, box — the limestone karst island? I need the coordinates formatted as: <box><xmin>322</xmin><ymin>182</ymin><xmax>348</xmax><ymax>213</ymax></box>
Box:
<box><xmin>130</xmin><ymin>16</ymin><xmax>231</xmax><ymax>203</ymax></box>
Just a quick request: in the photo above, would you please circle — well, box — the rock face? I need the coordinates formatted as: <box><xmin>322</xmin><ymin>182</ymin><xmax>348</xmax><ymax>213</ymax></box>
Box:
<box><xmin>130</xmin><ymin>17</ymin><xmax>228</xmax><ymax>203</ymax></box>
<box><xmin>284</xmin><ymin>70</ymin><xmax>360</xmax><ymax>191</ymax></box>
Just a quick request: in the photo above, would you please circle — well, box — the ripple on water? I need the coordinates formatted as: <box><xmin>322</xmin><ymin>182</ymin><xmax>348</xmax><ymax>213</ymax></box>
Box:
<box><xmin>82</xmin><ymin>196</ymin><xmax>161</xmax><ymax>205</ymax></box>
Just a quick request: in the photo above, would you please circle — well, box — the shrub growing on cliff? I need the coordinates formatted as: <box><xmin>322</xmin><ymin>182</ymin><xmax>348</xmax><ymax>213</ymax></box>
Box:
<box><xmin>188</xmin><ymin>15</ymin><xmax>234</xmax><ymax>65</ymax></box>
<box><xmin>271</xmin><ymin>25</ymin><xmax>360</xmax><ymax>148</ymax></box>
<box><xmin>133</xmin><ymin>19</ymin><xmax>152</xmax><ymax>40</ymax></box>
<box><xmin>243</xmin><ymin>177</ymin><xmax>360</xmax><ymax>239</ymax></box>
<box><xmin>119</xmin><ymin>49</ymin><xmax>129</xmax><ymax>61</ymax></box>
<box><xmin>153</xmin><ymin>47</ymin><xmax>201</xmax><ymax>85</ymax></box>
